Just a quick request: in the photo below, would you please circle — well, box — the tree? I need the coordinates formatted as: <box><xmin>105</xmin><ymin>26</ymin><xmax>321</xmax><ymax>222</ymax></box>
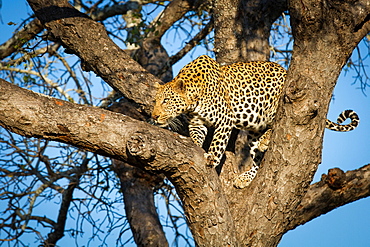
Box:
<box><xmin>0</xmin><ymin>0</ymin><xmax>369</xmax><ymax>246</ymax></box>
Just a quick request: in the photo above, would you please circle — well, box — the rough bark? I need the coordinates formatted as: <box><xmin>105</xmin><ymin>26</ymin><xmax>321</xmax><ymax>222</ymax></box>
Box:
<box><xmin>110</xmin><ymin>44</ymin><xmax>172</xmax><ymax>247</ymax></box>
<box><xmin>112</xmin><ymin>2</ymin><xmax>203</xmax><ymax>243</ymax></box>
<box><xmin>24</xmin><ymin>1</ymin><xmax>223</xmax><ymax>246</ymax></box>
<box><xmin>109</xmin><ymin>100</ymin><xmax>169</xmax><ymax>246</ymax></box>
<box><xmin>210</xmin><ymin>0</ymin><xmax>370</xmax><ymax>245</ymax></box>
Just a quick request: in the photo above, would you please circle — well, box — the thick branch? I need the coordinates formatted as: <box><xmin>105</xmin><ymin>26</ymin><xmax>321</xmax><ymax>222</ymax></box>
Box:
<box><xmin>114</xmin><ymin>3</ymin><xmax>205</xmax><ymax>241</ymax></box>
<box><xmin>0</xmin><ymin>78</ymin><xmax>174</xmax><ymax>168</ymax></box>
<box><xmin>287</xmin><ymin>164</ymin><xmax>370</xmax><ymax>230</ymax></box>
<box><xmin>0</xmin><ymin>79</ymin><xmax>237</xmax><ymax>246</ymax></box>
<box><xmin>26</xmin><ymin>0</ymin><xmax>160</xmax><ymax>114</ymax></box>
<box><xmin>91</xmin><ymin>1</ymin><xmax>141</xmax><ymax>21</ymax></box>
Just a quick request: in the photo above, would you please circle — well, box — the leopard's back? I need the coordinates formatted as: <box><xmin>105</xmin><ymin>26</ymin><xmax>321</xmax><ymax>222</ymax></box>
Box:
<box><xmin>220</xmin><ymin>61</ymin><xmax>286</xmax><ymax>132</ymax></box>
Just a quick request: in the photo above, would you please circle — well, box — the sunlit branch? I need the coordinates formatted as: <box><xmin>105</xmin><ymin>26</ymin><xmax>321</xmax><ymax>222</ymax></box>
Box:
<box><xmin>90</xmin><ymin>1</ymin><xmax>144</xmax><ymax>21</ymax></box>
<box><xmin>287</xmin><ymin>164</ymin><xmax>370</xmax><ymax>231</ymax></box>
<box><xmin>0</xmin><ymin>76</ymin><xmax>237</xmax><ymax>245</ymax></box>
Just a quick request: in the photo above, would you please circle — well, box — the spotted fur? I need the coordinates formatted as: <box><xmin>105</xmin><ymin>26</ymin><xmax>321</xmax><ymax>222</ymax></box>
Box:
<box><xmin>152</xmin><ymin>55</ymin><xmax>359</xmax><ymax>188</ymax></box>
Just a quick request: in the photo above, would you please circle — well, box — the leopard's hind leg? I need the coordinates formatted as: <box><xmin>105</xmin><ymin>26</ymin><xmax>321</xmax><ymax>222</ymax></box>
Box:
<box><xmin>233</xmin><ymin>129</ymin><xmax>271</xmax><ymax>189</ymax></box>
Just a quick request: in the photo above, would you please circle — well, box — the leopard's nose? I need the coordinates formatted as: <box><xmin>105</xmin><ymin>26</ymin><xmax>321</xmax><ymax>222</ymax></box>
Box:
<box><xmin>152</xmin><ymin>114</ymin><xmax>159</xmax><ymax>121</ymax></box>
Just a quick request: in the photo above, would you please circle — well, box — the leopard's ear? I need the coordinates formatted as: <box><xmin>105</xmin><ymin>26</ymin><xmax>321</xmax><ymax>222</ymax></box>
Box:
<box><xmin>173</xmin><ymin>79</ymin><xmax>186</xmax><ymax>93</ymax></box>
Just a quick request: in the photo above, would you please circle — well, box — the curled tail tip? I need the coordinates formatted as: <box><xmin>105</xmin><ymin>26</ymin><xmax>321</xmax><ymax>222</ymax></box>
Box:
<box><xmin>337</xmin><ymin>110</ymin><xmax>360</xmax><ymax>123</ymax></box>
<box><xmin>326</xmin><ymin>109</ymin><xmax>359</xmax><ymax>132</ymax></box>
<box><xmin>337</xmin><ymin>109</ymin><xmax>359</xmax><ymax>124</ymax></box>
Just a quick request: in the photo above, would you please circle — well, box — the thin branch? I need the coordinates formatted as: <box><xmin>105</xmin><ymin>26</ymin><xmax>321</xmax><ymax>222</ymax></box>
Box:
<box><xmin>0</xmin><ymin>65</ymin><xmax>73</xmax><ymax>101</ymax></box>
<box><xmin>0</xmin><ymin>18</ymin><xmax>44</xmax><ymax>60</ymax></box>
<box><xmin>21</xmin><ymin>182</ymin><xmax>49</xmax><ymax>231</ymax></box>
<box><xmin>27</xmin><ymin>0</ymin><xmax>161</xmax><ymax>113</ymax></box>
<box><xmin>43</xmin><ymin>159</ymin><xmax>88</xmax><ymax>246</ymax></box>
<box><xmin>14</xmin><ymin>208</ymin><xmax>57</xmax><ymax>227</ymax></box>
<box><xmin>54</xmin><ymin>52</ymin><xmax>90</xmax><ymax>105</ymax></box>
<box><xmin>158</xmin><ymin>18</ymin><xmax>214</xmax><ymax>75</ymax></box>
<box><xmin>0</xmin><ymin>44</ymin><xmax>60</xmax><ymax>67</ymax></box>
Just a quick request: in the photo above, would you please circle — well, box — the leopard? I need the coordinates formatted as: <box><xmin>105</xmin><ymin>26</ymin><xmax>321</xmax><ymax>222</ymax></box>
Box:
<box><xmin>151</xmin><ymin>55</ymin><xmax>359</xmax><ymax>189</ymax></box>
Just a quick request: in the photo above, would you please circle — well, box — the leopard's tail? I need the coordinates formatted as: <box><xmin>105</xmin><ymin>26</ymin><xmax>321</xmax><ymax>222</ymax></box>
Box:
<box><xmin>325</xmin><ymin>110</ymin><xmax>359</xmax><ymax>132</ymax></box>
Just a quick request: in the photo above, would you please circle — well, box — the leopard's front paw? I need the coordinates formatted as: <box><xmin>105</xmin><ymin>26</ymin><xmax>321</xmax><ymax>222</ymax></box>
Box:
<box><xmin>233</xmin><ymin>174</ymin><xmax>253</xmax><ymax>189</ymax></box>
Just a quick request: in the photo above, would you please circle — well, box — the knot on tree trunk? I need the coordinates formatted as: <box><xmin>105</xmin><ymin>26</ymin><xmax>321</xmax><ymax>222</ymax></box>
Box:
<box><xmin>127</xmin><ymin>133</ymin><xmax>156</xmax><ymax>161</ymax></box>
<box><xmin>322</xmin><ymin>167</ymin><xmax>346</xmax><ymax>190</ymax></box>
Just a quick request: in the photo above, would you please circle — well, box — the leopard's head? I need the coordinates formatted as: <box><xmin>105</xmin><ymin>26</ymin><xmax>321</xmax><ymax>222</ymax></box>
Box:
<box><xmin>151</xmin><ymin>55</ymin><xmax>219</xmax><ymax>127</ymax></box>
<box><xmin>152</xmin><ymin>78</ymin><xmax>189</xmax><ymax>127</ymax></box>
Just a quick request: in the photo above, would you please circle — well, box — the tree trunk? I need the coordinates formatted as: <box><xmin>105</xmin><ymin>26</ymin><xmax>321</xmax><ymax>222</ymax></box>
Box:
<box><xmin>112</xmin><ymin>160</ymin><xmax>168</xmax><ymax>247</ymax></box>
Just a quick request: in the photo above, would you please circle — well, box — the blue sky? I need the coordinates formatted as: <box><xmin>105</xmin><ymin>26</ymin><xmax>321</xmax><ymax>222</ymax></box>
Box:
<box><xmin>1</xmin><ymin>1</ymin><xmax>370</xmax><ymax>246</ymax></box>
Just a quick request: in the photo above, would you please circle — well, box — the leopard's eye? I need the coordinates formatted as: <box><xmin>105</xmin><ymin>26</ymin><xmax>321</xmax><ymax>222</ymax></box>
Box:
<box><xmin>162</xmin><ymin>98</ymin><xmax>169</xmax><ymax>104</ymax></box>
